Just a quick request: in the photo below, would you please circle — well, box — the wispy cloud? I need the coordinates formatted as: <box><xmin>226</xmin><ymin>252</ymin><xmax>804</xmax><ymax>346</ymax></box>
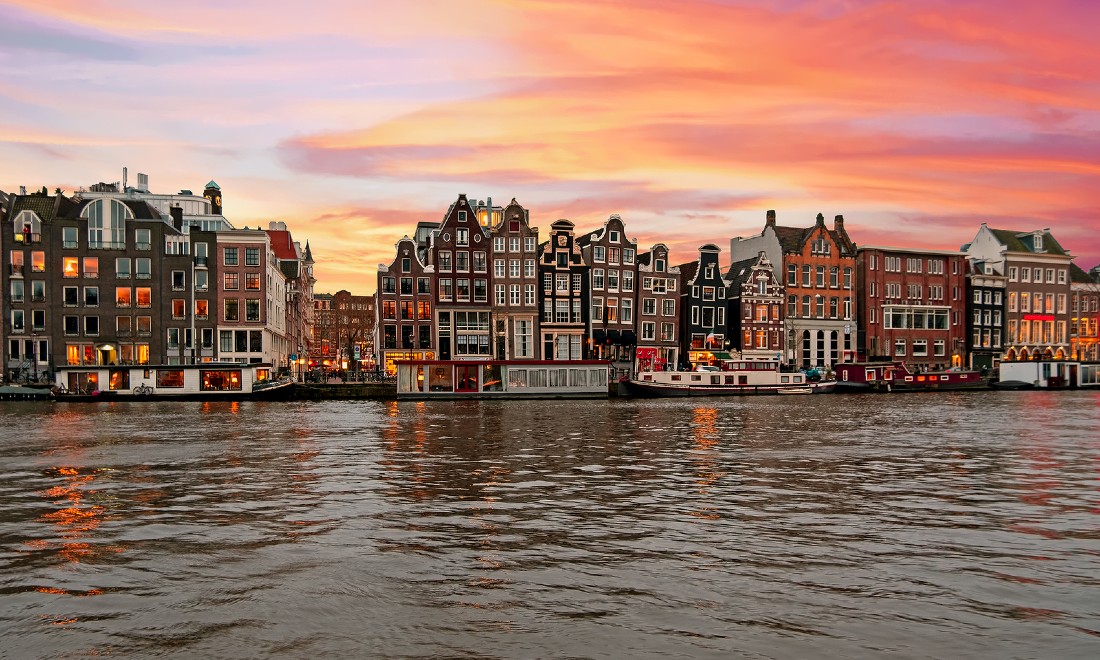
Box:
<box><xmin>1</xmin><ymin>0</ymin><xmax>1099</xmax><ymax>292</ymax></box>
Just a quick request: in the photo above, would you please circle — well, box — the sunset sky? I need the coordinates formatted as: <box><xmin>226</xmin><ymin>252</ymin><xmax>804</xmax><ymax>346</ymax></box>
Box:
<box><xmin>2</xmin><ymin>0</ymin><xmax>1098</xmax><ymax>293</ymax></box>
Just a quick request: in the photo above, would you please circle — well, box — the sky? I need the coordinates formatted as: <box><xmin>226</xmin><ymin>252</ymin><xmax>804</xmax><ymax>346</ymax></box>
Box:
<box><xmin>2</xmin><ymin>0</ymin><xmax>1099</xmax><ymax>294</ymax></box>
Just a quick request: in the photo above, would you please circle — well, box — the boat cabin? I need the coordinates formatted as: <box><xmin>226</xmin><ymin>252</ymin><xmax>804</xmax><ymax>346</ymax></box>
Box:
<box><xmin>395</xmin><ymin>359</ymin><xmax>610</xmax><ymax>399</ymax></box>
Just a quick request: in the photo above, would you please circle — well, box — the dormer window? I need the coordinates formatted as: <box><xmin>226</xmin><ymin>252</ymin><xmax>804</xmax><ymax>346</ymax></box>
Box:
<box><xmin>1033</xmin><ymin>232</ymin><xmax>1043</xmax><ymax>251</ymax></box>
<box><xmin>609</xmin><ymin>230</ymin><xmax>620</xmax><ymax>243</ymax></box>
<box><xmin>812</xmin><ymin>237</ymin><xmax>831</xmax><ymax>255</ymax></box>
<box><xmin>12</xmin><ymin>210</ymin><xmax>43</xmax><ymax>244</ymax></box>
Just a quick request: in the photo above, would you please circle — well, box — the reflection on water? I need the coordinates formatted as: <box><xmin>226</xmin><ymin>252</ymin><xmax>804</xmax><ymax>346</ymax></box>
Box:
<box><xmin>1</xmin><ymin>392</ymin><xmax>1099</xmax><ymax>658</ymax></box>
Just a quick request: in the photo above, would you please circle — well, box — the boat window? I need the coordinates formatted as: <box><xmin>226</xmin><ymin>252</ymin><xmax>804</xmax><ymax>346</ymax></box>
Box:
<box><xmin>201</xmin><ymin>369</ymin><xmax>242</xmax><ymax>391</ymax></box>
<box><xmin>456</xmin><ymin>366</ymin><xmax>479</xmax><ymax>392</ymax></box>
<box><xmin>569</xmin><ymin>369</ymin><xmax>586</xmax><ymax>387</ymax></box>
<box><xmin>724</xmin><ymin>376</ymin><xmax>735</xmax><ymax>385</ymax></box>
<box><xmin>415</xmin><ymin>365</ymin><xmax>426</xmax><ymax>392</ymax></box>
<box><xmin>865</xmin><ymin>369</ymin><xmax>875</xmax><ymax>381</ymax></box>
<box><xmin>671</xmin><ymin>374</ymin><xmax>681</xmax><ymax>381</ymax></box>
<box><xmin>482</xmin><ymin>364</ymin><xmax>503</xmax><ymax>392</ymax></box>
<box><xmin>590</xmin><ymin>369</ymin><xmax>604</xmax><ymax>385</ymax></box>
<box><xmin>109</xmin><ymin>369</ymin><xmax>130</xmax><ymax>391</ymax></box>
<box><xmin>529</xmin><ymin>369</ymin><xmax>546</xmax><ymax>388</ymax></box>
<box><xmin>739</xmin><ymin>375</ymin><xmax>748</xmax><ymax>385</ymax></box>
<box><xmin>510</xmin><ymin>369</ymin><xmax>528</xmax><ymax>388</ymax></box>
<box><xmin>690</xmin><ymin>375</ymin><xmax>701</xmax><ymax>381</ymax></box>
<box><xmin>157</xmin><ymin>369</ymin><xmax>185</xmax><ymax>388</ymax></box>
<box><xmin>781</xmin><ymin>376</ymin><xmax>790</xmax><ymax>383</ymax></box>
<box><xmin>428</xmin><ymin>366</ymin><xmax>451</xmax><ymax>391</ymax></box>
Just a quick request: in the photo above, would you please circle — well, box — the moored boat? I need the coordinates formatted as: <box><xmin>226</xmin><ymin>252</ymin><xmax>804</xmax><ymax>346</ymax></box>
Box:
<box><xmin>624</xmin><ymin>359</ymin><xmax>812</xmax><ymax>397</ymax></box>
<box><xmin>832</xmin><ymin>362</ymin><xmax>985</xmax><ymax>393</ymax></box>
<box><xmin>394</xmin><ymin>359</ymin><xmax>610</xmax><ymax>399</ymax></box>
<box><xmin>51</xmin><ymin>363</ymin><xmax>294</xmax><ymax>402</ymax></box>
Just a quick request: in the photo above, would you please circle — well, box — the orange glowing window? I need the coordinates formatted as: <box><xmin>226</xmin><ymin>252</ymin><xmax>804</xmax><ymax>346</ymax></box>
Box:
<box><xmin>64</xmin><ymin>257</ymin><xmax>79</xmax><ymax>278</ymax></box>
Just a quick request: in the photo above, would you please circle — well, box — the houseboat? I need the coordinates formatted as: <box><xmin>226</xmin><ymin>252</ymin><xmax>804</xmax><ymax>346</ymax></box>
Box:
<box><xmin>995</xmin><ymin>360</ymin><xmax>1100</xmax><ymax>389</ymax></box>
<box><xmin>394</xmin><ymin>359</ymin><xmax>611</xmax><ymax>400</ymax></box>
<box><xmin>624</xmin><ymin>360</ymin><xmax>816</xmax><ymax>397</ymax></box>
<box><xmin>51</xmin><ymin>363</ymin><xmax>295</xmax><ymax>402</ymax></box>
<box><xmin>833</xmin><ymin>362</ymin><xmax>986</xmax><ymax>393</ymax></box>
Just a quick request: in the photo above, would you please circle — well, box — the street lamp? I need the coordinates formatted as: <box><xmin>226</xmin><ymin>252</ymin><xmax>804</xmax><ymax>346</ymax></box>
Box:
<box><xmin>297</xmin><ymin>345</ymin><xmax>303</xmax><ymax>382</ymax></box>
<box><xmin>30</xmin><ymin>331</ymin><xmax>37</xmax><ymax>382</ymax></box>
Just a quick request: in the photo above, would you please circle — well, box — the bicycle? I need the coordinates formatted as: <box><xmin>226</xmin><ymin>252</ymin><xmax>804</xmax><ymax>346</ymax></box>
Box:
<box><xmin>133</xmin><ymin>384</ymin><xmax>154</xmax><ymax>396</ymax></box>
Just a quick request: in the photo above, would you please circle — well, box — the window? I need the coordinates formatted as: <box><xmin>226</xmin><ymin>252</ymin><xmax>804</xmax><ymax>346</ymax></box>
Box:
<box><xmin>62</xmin><ymin>226</ymin><xmax>78</xmax><ymax>248</ymax></box>
<box><xmin>64</xmin><ymin>315</ymin><xmax>79</xmax><ymax>336</ymax></box>
<box><xmin>895</xmin><ymin>339</ymin><xmax>906</xmax><ymax>356</ymax></box>
<box><xmin>830</xmin><ymin>267</ymin><xmax>839</xmax><ymax>288</ymax></box>
<box><xmin>10</xmin><ymin>280</ymin><xmax>24</xmax><ymax>303</ymax></box>
<box><xmin>196</xmin><ymin>299</ymin><xmax>209</xmax><ymax>320</ymax></box>
<box><xmin>224</xmin><ymin>247</ymin><xmax>239</xmax><ymax>266</ymax></box>
<box><xmin>622</xmin><ymin>271</ymin><xmax>634</xmax><ymax>292</ymax></box>
<box><xmin>663</xmin><ymin>300</ymin><xmax>675</xmax><ymax>316</ymax></box>
<box><xmin>643</xmin><ymin>298</ymin><xmax>656</xmax><ymax>315</ymax></box>
<box><xmin>82</xmin><ymin>198</ymin><xmax>129</xmax><ymax>248</ymax></box>
<box><xmin>84</xmin><ymin>315</ymin><xmax>99</xmax><ymax>336</ymax></box>
<box><xmin>115</xmin><ymin>287</ymin><xmax>132</xmax><ymax>307</ymax></box>
<box><xmin>456</xmin><ymin>228</ymin><xmax>469</xmax><ymax>246</ymax></box>
<box><xmin>418</xmin><ymin>277</ymin><xmax>430</xmax><ymax>294</ymax></box>
<box><xmin>594</xmin><ymin>246</ymin><xmax>606</xmax><ymax>262</ymax></box>
<box><xmin>171</xmin><ymin>299</ymin><xmax>186</xmax><ymax>319</ymax></box>
<box><xmin>225</xmin><ymin>299</ymin><xmax>239</xmax><ymax>322</ymax></box>
<box><xmin>83</xmin><ymin>286</ymin><xmax>99</xmax><ymax>307</ymax></box>
<box><xmin>509</xmin><ymin>259</ymin><xmax>520</xmax><ymax>278</ymax></box>
<box><xmin>525</xmin><ymin>237</ymin><xmax>536</xmax><ymax>252</ymax></box>
<box><xmin>224</xmin><ymin>272</ymin><xmax>239</xmax><ymax>290</ymax></box>
<box><xmin>246</xmin><ymin>247</ymin><xmax>260</xmax><ymax>266</ymax></box>
<box><xmin>136</xmin><ymin>258</ymin><xmax>151</xmax><ymax>279</ymax></box>
<box><xmin>641</xmin><ymin>322</ymin><xmax>656</xmax><ymax>341</ymax></box>
<box><xmin>912</xmin><ymin>339</ymin><xmax>928</xmax><ymax>357</ymax></box>
<box><xmin>83</xmin><ymin>257</ymin><xmax>99</xmax><ymax>278</ymax></box>
<box><xmin>456</xmin><ymin>251</ymin><xmax>469</xmax><ymax>272</ymax></box>
<box><xmin>244</xmin><ymin>273</ymin><xmax>260</xmax><ymax>290</ymax></box>
<box><xmin>167</xmin><ymin>328</ymin><xmax>180</xmax><ymax>349</ymax></box>
<box><xmin>787</xmin><ymin>264</ymin><xmax>797</xmax><ymax>286</ymax></box>
<box><xmin>246</xmin><ymin>299</ymin><xmax>260</xmax><ymax>321</ymax></box>
<box><xmin>802</xmin><ymin>265</ymin><xmax>811</xmax><ymax>287</ymax></box>
<box><xmin>815</xmin><ymin>265</ymin><xmax>825</xmax><ymax>287</ymax></box>
<box><xmin>135</xmin><ymin>228</ymin><xmax>151</xmax><ymax>250</ymax></box>
<box><xmin>439</xmin><ymin>251</ymin><xmax>452</xmax><ymax>272</ymax></box>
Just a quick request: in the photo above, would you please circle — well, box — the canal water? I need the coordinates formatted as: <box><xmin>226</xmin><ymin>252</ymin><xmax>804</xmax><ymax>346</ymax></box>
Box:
<box><xmin>1</xmin><ymin>392</ymin><xmax>1098</xmax><ymax>659</ymax></box>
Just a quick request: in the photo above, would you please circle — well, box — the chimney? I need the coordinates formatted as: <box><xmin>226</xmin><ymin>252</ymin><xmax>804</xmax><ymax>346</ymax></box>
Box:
<box><xmin>815</xmin><ymin>212</ymin><xmax>825</xmax><ymax>226</ymax></box>
<box><xmin>170</xmin><ymin>205</ymin><xmax>183</xmax><ymax>230</ymax></box>
<box><xmin>834</xmin><ymin>214</ymin><xmax>844</xmax><ymax>230</ymax></box>
<box><xmin>766</xmin><ymin>210</ymin><xmax>776</xmax><ymax>228</ymax></box>
<box><xmin>123</xmin><ymin>167</ymin><xmax>128</xmax><ymax>191</ymax></box>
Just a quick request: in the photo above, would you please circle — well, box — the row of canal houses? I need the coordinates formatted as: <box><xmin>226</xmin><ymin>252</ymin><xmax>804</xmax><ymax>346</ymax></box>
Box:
<box><xmin>376</xmin><ymin>194</ymin><xmax>1100</xmax><ymax>376</ymax></box>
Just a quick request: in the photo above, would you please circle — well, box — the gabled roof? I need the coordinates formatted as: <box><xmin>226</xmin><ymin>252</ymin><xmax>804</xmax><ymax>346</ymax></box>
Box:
<box><xmin>986</xmin><ymin>227</ymin><xmax>1069</xmax><ymax>256</ymax></box>
<box><xmin>724</xmin><ymin>256</ymin><xmax>760</xmax><ymax>288</ymax></box>
<box><xmin>772</xmin><ymin>213</ymin><xmax>856</xmax><ymax>255</ymax></box>
<box><xmin>1070</xmin><ymin>262</ymin><xmax>1096</xmax><ymax>284</ymax></box>
<box><xmin>266</xmin><ymin>229</ymin><xmax>299</xmax><ymax>261</ymax></box>
<box><xmin>677</xmin><ymin>260</ymin><xmax>699</xmax><ymax>283</ymax></box>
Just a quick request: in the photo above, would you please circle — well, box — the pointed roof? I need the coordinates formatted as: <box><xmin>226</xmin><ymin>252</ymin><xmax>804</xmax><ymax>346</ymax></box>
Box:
<box><xmin>304</xmin><ymin>241</ymin><xmax>313</xmax><ymax>262</ymax></box>
<box><xmin>205</xmin><ymin>180</ymin><xmax>220</xmax><ymax>190</ymax></box>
